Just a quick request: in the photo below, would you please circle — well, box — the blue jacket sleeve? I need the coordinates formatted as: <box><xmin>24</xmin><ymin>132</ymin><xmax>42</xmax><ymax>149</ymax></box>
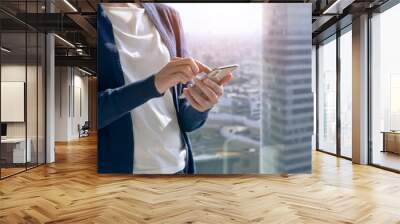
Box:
<box><xmin>97</xmin><ymin>74</ymin><xmax>162</xmax><ymax>129</ymax></box>
<box><xmin>178</xmin><ymin>97</ymin><xmax>209</xmax><ymax>132</ymax></box>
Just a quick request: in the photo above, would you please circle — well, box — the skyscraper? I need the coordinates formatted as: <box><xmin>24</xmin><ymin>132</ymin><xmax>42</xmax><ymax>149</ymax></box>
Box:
<box><xmin>261</xmin><ymin>4</ymin><xmax>313</xmax><ymax>173</ymax></box>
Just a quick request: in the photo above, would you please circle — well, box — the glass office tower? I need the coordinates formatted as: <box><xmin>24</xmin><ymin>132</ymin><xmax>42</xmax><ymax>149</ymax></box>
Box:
<box><xmin>261</xmin><ymin>4</ymin><xmax>313</xmax><ymax>173</ymax></box>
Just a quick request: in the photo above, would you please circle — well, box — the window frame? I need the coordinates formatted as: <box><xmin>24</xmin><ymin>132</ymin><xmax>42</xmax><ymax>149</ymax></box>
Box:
<box><xmin>315</xmin><ymin>24</ymin><xmax>353</xmax><ymax>161</ymax></box>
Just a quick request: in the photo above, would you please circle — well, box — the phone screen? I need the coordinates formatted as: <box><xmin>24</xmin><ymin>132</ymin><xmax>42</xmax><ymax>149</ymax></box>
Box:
<box><xmin>204</xmin><ymin>64</ymin><xmax>239</xmax><ymax>82</ymax></box>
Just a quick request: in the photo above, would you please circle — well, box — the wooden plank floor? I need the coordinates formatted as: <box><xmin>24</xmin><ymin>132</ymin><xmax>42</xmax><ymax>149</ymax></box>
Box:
<box><xmin>1</xmin><ymin>135</ymin><xmax>400</xmax><ymax>224</ymax></box>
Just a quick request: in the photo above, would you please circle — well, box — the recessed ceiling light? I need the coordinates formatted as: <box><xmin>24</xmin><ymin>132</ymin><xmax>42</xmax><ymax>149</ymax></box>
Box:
<box><xmin>1</xmin><ymin>47</ymin><xmax>11</xmax><ymax>53</ymax></box>
<box><xmin>63</xmin><ymin>0</ymin><xmax>78</xmax><ymax>12</ymax></box>
<box><xmin>78</xmin><ymin>67</ymin><xmax>93</xmax><ymax>76</ymax></box>
<box><xmin>54</xmin><ymin>34</ymin><xmax>75</xmax><ymax>48</ymax></box>
<box><xmin>323</xmin><ymin>0</ymin><xmax>355</xmax><ymax>15</ymax></box>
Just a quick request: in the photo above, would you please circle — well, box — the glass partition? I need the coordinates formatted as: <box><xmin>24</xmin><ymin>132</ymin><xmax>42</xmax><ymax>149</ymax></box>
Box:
<box><xmin>27</xmin><ymin>31</ymin><xmax>38</xmax><ymax>169</ymax></box>
<box><xmin>37</xmin><ymin>32</ymin><xmax>45</xmax><ymax>165</ymax></box>
<box><xmin>0</xmin><ymin>1</ymin><xmax>46</xmax><ymax>179</ymax></box>
<box><xmin>1</xmin><ymin>30</ymin><xmax>28</xmax><ymax>177</ymax></box>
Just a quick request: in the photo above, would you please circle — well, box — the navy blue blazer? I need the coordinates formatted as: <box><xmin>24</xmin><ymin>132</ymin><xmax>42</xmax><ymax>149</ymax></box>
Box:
<box><xmin>97</xmin><ymin>3</ymin><xmax>209</xmax><ymax>174</ymax></box>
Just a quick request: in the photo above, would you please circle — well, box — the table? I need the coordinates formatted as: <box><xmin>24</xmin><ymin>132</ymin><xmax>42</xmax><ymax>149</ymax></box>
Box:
<box><xmin>1</xmin><ymin>138</ymin><xmax>31</xmax><ymax>164</ymax></box>
<box><xmin>381</xmin><ymin>131</ymin><xmax>400</xmax><ymax>154</ymax></box>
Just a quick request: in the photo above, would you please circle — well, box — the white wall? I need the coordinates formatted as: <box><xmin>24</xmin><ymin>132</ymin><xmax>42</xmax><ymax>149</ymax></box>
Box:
<box><xmin>55</xmin><ymin>66</ymin><xmax>70</xmax><ymax>141</ymax></box>
<box><xmin>1</xmin><ymin>82</ymin><xmax>25</xmax><ymax>122</ymax></box>
<box><xmin>54</xmin><ymin>67</ymin><xmax>89</xmax><ymax>141</ymax></box>
<box><xmin>71</xmin><ymin>73</ymin><xmax>89</xmax><ymax>138</ymax></box>
<box><xmin>1</xmin><ymin>65</ymin><xmax>39</xmax><ymax>138</ymax></box>
<box><xmin>1</xmin><ymin>65</ymin><xmax>26</xmax><ymax>131</ymax></box>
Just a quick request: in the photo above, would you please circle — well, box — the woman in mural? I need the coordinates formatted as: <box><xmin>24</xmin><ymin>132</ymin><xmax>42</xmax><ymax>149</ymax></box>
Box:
<box><xmin>97</xmin><ymin>3</ymin><xmax>232</xmax><ymax>174</ymax></box>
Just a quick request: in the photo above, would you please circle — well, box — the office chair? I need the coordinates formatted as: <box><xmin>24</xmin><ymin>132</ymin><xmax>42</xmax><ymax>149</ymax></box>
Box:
<box><xmin>78</xmin><ymin>121</ymin><xmax>90</xmax><ymax>138</ymax></box>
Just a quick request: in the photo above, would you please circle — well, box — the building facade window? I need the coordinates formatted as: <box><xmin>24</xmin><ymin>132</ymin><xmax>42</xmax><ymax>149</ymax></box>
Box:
<box><xmin>339</xmin><ymin>27</ymin><xmax>352</xmax><ymax>158</ymax></box>
<box><xmin>317</xmin><ymin>36</ymin><xmax>337</xmax><ymax>155</ymax></box>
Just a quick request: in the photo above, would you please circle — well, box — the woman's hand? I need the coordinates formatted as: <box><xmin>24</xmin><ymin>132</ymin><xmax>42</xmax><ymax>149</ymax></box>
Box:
<box><xmin>154</xmin><ymin>57</ymin><xmax>211</xmax><ymax>94</ymax></box>
<box><xmin>183</xmin><ymin>74</ymin><xmax>233</xmax><ymax>112</ymax></box>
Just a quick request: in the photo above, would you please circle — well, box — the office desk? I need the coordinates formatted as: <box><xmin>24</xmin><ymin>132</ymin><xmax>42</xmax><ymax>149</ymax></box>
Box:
<box><xmin>381</xmin><ymin>131</ymin><xmax>400</xmax><ymax>154</ymax></box>
<box><xmin>1</xmin><ymin>138</ymin><xmax>31</xmax><ymax>164</ymax></box>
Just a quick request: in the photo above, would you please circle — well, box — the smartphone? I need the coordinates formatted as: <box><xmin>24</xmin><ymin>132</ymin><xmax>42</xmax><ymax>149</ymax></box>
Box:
<box><xmin>204</xmin><ymin>64</ymin><xmax>239</xmax><ymax>82</ymax></box>
<box><xmin>197</xmin><ymin>64</ymin><xmax>239</xmax><ymax>83</ymax></box>
<box><xmin>179</xmin><ymin>64</ymin><xmax>238</xmax><ymax>99</ymax></box>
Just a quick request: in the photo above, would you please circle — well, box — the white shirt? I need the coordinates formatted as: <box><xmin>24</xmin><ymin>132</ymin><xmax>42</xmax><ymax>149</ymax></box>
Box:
<box><xmin>103</xmin><ymin>3</ymin><xmax>186</xmax><ymax>174</ymax></box>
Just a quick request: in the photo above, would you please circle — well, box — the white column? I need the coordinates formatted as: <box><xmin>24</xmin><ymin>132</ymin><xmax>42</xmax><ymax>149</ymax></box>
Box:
<box><xmin>352</xmin><ymin>14</ymin><xmax>369</xmax><ymax>164</ymax></box>
<box><xmin>55</xmin><ymin>67</ymin><xmax>73</xmax><ymax>141</ymax></box>
<box><xmin>46</xmin><ymin>32</ymin><xmax>55</xmax><ymax>163</ymax></box>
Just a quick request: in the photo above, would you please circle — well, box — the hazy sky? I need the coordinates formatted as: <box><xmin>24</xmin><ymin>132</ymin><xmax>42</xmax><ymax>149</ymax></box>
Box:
<box><xmin>166</xmin><ymin>3</ymin><xmax>262</xmax><ymax>36</ymax></box>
